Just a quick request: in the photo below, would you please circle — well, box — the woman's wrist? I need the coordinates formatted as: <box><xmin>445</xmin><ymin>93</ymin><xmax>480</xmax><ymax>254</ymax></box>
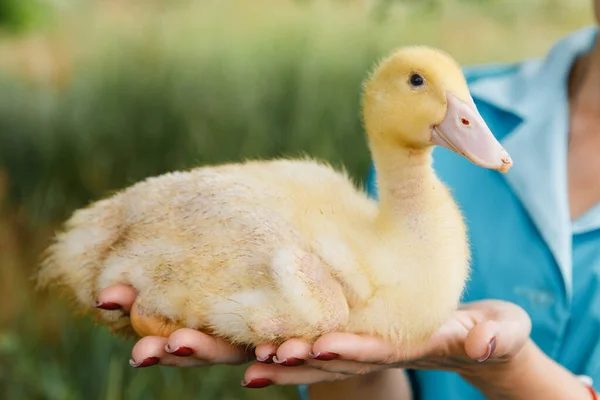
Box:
<box><xmin>461</xmin><ymin>339</ymin><xmax>593</xmax><ymax>400</ymax></box>
<box><xmin>308</xmin><ymin>369</ymin><xmax>412</xmax><ymax>400</ymax></box>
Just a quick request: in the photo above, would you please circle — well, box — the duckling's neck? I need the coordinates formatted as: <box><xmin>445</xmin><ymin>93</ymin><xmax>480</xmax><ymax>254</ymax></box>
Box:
<box><xmin>370</xmin><ymin>142</ymin><xmax>439</xmax><ymax>230</ymax></box>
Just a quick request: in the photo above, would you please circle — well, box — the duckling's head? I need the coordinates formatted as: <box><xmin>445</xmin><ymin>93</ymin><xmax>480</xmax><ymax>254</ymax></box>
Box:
<box><xmin>363</xmin><ymin>46</ymin><xmax>512</xmax><ymax>172</ymax></box>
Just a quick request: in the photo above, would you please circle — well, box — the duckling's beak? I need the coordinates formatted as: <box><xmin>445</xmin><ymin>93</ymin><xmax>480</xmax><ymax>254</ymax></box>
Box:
<box><xmin>431</xmin><ymin>92</ymin><xmax>513</xmax><ymax>173</ymax></box>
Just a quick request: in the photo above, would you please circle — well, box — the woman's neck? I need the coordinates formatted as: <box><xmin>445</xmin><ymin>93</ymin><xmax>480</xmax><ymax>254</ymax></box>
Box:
<box><xmin>566</xmin><ymin>32</ymin><xmax>600</xmax><ymax>219</ymax></box>
<box><xmin>370</xmin><ymin>141</ymin><xmax>437</xmax><ymax>229</ymax></box>
<box><xmin>569</xmin><ymin>38</ymin><xmax>600</xmax><ymax>112</ymax></box>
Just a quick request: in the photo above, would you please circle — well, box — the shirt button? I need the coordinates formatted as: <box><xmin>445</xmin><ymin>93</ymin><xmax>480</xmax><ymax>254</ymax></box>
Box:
<box><xmin>513</xmin><ymin>286</ymin><xmax>556</xmax><ymax>307</ymax></box>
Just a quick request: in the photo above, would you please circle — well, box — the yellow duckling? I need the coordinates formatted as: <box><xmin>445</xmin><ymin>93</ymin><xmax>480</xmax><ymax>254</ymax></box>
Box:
<box><xmin>38</xmin><ymin>46</ymin><xmax>512</xmax><ymax>347</ymax></box>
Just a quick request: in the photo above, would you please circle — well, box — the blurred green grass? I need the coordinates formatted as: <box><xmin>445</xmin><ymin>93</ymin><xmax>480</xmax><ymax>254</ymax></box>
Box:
<box><xmin>0</xmin><ymin>0</ymin><xmax>594</xmax><ymax>399</ymax></box>
<box><xmin>0</xmin><ymin>0</ymin><xmax>49</xmax><ymax>32</ymax></box>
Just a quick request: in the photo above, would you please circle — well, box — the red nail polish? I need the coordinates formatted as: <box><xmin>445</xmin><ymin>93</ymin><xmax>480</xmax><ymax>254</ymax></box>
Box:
<box><xmin>309</xmin><ymin>352</ymin><xmax>339</xmax><ymax>361</ymax></box>
<box><xmin>129</xmin><ymin>357</ymin><xmax>160</xmax><ymax>368</ymax></box>
<box><xmin>257</xmin><ymin>353</ymin><xmax>276</xmax><ymax>363</ymax></box>
<box><xmin>93</xmin><ymin>301</ymin><xmax>121</xmax><ymax>310</ymax></box>
<box><xmin>273</xmin><ymin>356</ymin><xmax>304</xmax><ymax>366</ymax></box>
<box><xmin>165</xmin><ymin>345</ymin><xmax>194</xmax><ymax>357</ymax></box>
<box><xmin>242</xmin><ymin>378</ymin><xmax>273</xmax><ymax>389</ymax></box>
<box><xmin>478</xmin><ymin>336</ymin><xmax>497</xmax><ymax>362</ymax></box>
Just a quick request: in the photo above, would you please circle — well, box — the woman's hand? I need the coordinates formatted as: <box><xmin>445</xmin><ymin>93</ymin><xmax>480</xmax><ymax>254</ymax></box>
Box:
<box><xmin>97</xmin><ymin>287</ymin><xmax>595</xmax><ymax>399</ymax></box>
<box><xmin>95</xmin><ymin>285</ymin><xmax>254</xmax><ymax>368</ymax></box>
<box><xmin>242</xmin><ymin>300</ymin><xmax>532</xmax><ymax>387</ymax></box>
<box><xmin>96</xmin><ymin>285</ymin><xmax>532</xmax><ymax>389</ymax></box>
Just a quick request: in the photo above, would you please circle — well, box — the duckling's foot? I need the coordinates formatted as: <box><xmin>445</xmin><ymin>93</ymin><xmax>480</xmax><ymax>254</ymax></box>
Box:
<box><xmin>92</xmin><ymin>309</ymin><xmax>136</xmax><ymax>337</ymax></box>
<box><xmin>130</xmin><ymin>300</ymin><xmax>185</xmax><ymax>338</ymax></box>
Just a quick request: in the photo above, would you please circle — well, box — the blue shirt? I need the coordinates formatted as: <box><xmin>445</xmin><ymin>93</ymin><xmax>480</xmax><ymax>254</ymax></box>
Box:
<box><xmin>367</xmin><ymin>26</ymin><xmax>600</xmax><ymax>399</ymax></box>
<box><xmin>300</xmin><ymin>25</ymin><xmax>600</xmax><ymax>400</ymax></box>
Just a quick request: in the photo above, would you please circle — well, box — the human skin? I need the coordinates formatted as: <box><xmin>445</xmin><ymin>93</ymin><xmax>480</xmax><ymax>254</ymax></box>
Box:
<box><xmin>94</xmin><ymin>3</ymin><xmax>600</xmax><ymax>398</ymax></box>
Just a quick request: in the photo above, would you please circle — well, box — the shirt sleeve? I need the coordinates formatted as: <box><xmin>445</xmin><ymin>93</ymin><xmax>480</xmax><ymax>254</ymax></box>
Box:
<box><xmin>366</xmin><ymin>163</ymin><xmax>378</xmax><ymax>199</ymax></box>
<box><xmin>297</xmin><ymin>384</ymin><xmax>309</xmax><ymax>400</ymax></box>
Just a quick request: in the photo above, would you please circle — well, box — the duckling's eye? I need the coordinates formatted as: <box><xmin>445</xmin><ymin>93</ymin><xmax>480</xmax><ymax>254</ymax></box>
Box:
<box><xmin>409</xmin><ymin>73</ymin><xmax>424</xmax><ymax>87</ymax></box>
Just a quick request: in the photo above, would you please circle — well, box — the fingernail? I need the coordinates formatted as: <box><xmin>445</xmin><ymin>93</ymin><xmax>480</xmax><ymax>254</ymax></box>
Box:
<box><xmin>165</xmin><ymin>344</ymin><xmax>194</xmax><ymax>357</ymax></box>
<box><xmin>478</xmin><ymin>336</ymin><xmax>497</xmax><ymax>362</ymax></box>
<box><xmin>241</xmin><ymin>378</ymin><xmax>273</xmax><ymax>389</ymax></box>
<box><xmin>256</xmin><ymin>353</ymin><xmax>276</xmax><ymax>364</ymax></box>
<box><xmin>308</xmin><ymin>352</ymin><xmax>339</xmax><ymax>361</ymax></box>
<box><xmin>93</xmin><ymin>301</ymin><xmax>121</xmax><ymax>310</ymax></box>
<box><xmin>129</xmin><ymin>357</ymin><xmax>160</xmax><ymax>368</ymax></box>
<box><xmin>272</xmin><ymin>356</ymin><xmax>304</xmax><ymax>366</ymax></box>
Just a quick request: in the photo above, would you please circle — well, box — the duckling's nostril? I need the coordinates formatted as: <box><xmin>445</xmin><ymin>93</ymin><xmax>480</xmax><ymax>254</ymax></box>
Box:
<box><xmin>460</xmin><ymin>118</ymin><xmax>470</xmax><ymax>126</ymax></box>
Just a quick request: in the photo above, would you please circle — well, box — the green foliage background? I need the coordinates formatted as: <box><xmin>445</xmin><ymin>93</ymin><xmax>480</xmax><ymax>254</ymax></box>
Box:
<box><xmin>0</xmin><ymin>0</ymin><xmax>593</xmax><ymax>399</ymax></box>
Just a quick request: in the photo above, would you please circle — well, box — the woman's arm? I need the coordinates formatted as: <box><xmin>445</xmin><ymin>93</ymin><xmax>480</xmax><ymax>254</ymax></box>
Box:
<box><xmin>463</xmin><ymin>340</ymin><xmax>596</xmax><ymax>400</ymax></box>
<box><xmin>309</xmin><ymin>369</ymin><xmax>412</xmax><ymax>400</ymax></box>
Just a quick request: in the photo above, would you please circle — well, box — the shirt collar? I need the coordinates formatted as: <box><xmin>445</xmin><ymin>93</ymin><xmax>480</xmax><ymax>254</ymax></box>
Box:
<box><xmin>468</xmin><ymin>26</ymin><xmax>598</xmax><ymax>119</ymax></box>
<box><xmin>573</xmin><ymin>202</ymin><xmax>600</xmax><ymax>234</ymax></box>
<box><xmin>467</xmin><ymin>26</ymin><xmax>598</xmax><ymax>302</ymax></box>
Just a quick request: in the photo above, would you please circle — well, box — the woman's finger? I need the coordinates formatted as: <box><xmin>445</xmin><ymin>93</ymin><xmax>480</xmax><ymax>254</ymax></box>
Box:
<box><xmin>463</xmin><ymin>320</ymin><xmax>500</xmax><ymax>362</ymax></box>
<box><xmin>464</xmin><ymin>317</ymin><xmax>530</xmax><ymax>362</ymax></box>
<box><xmin>165</xmin><ymin>328</ymin><xmax>253</xmax><ymax>365</ymax></box>
<box><xmin>255</xmin><ymin>343</ymin><xmax>278</xmax><ymax>363</ymax></box>
<box><xmin>304</xmin><ymin>358</ymin><xmax>386</xmax><ymax>376</ymax></box>
<box><xmin>130</xmin><ymin>335</ymin><xmax>208</xmax><ymax>368</ymax></box>
<box><xmin>273</xmin><ymin>339</ymin><xmax>312</xmax><ymax>366</ymax></box>
<box><xmin>242</xmin><ymin>362</ymin><xmax>347</xmax><ymax>388</ymax></box>
<box><xmin>461</xmin><ymin>301</ymin><xmax>531</xmax><ymax>362</ymax></box>
<box><xmin>94</xmin><ymin>284</ymin><xmax>137</xmax><ymax>312</ymax></box>
<box><xmin>311</xmin><ymin>332</ymin><xmax>400</xmax><ymax>364</ymax></box>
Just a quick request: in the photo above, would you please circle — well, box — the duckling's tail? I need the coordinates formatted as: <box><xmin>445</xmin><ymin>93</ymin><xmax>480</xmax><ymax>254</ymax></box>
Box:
<box><xmin>37</xmin><ymin>195</ymin><xmax>130</xmax><ymax>332</ymax></box>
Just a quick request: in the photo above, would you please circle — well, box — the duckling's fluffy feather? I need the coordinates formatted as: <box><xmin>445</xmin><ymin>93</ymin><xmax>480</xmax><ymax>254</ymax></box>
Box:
<box><xmin>39</xmin><ymin>156</ymin><xmax>468</xmax><ymax>347</ymax></box>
